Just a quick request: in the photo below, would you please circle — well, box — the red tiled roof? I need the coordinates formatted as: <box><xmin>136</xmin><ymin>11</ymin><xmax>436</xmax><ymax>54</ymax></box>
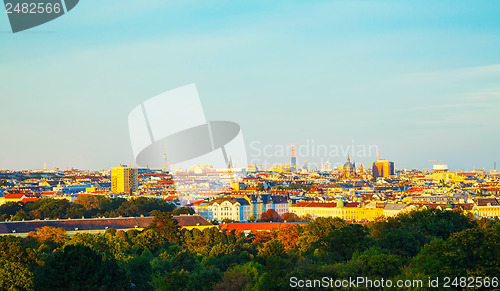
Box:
<box><xmin>3</xmin><ymin>193</ymin><xmax>25</xmax><ymax>199</ymax></box>
<box><xmin>20</xmin><ymin>197</ymin><xmax>39</xmax><ymax>202</ymax></box>
<box><xmin>173</xmin><ymin>215</ymin><xmax>212</xmax><ymax>227</ymax></box>
<box><xmin>0</xmin><ymin>215</ymin><xmax>211</xmax><ymax>235</ymax></box>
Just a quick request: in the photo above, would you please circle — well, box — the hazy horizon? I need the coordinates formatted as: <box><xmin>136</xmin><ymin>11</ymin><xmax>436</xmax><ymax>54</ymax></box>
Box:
<box><xmin>1</xmin><ymin>1</ymin><xmax>499</xmax><ymax>171</ymax></box>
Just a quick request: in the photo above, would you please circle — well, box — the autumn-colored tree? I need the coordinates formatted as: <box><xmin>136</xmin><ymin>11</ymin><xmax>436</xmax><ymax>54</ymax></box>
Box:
<box><xmin>250</xmin><ymin>230</ymin><xmax>276</xmax><ymax>248</ymax></box>
<box><xmin>27</xmin><ymin>226</ymin><xmax>68</xmax><ymax>247</ymax></box>
<box><xmin>281</xmin><ymin>212</ymin><xmax>300</xmax><ymax>222</ymax></box>
<box><xmin>260</xmin><ymin>209</ymin><xmax>282</xmax><ymax>222</ymax></box>
<box><xmin>277</xmin><ymin>224</ymin><xmax>302</xmax><ymax>251</ymax></box>
<box><xmin>75</xmin><ymin>195</ymin><xmax>103</xmax><ymax>211</ymax></box>
<box><xmin>212</xmin><ymin>271</ymin><xmax>250</xmax><ymax>291</ymax></box>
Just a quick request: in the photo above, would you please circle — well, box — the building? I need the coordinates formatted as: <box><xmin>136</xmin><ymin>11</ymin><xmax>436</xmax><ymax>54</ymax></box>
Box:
<box><xmin>473</xmin><ymin>198</ymin><xmax>500</xmax><ymax>218</ymax></box>
<box><xmin>0</xmin><ymin>193</ymin><xmax>26</xmax><ymax>205</ymax></box>
<box><xmin>341</xmin><ymin>155</ymin><xmax>356</xmax><ymax>179</ymax></box>
<box><xmin>111</xmin><ymin>165</ymin><xmax>138</xmax><ymax>194</ymax></box>
<box><xmin>372</xmin><ymin>154</ymin><xmax>395</xmax><ymax>178</ymax></box>
<box><xmin>289</xmin><ymin>200</ymin><xmax>385</xmax><ymax>221</ymax></box>
<box><xmin>291</xmin><ymin>146</ymin><xmax>297</xmax><ymax>171</ymax></box>
<box><xmin>0</xmin><ymin>215</ymin><xmax>214</xmax><ymax>237</ymax></box>
<box><xmin>192</xmin><ymin>194</ymin><xmax>289</xmax><ymax>222</ymax></box>
<box><xmin>209</xmin><ymin>197</ymin><xmax>251</xmax><ymax>222</ymax></box>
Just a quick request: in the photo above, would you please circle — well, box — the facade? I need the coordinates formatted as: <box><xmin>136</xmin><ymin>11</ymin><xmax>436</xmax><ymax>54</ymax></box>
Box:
<box><xmin>472</xmin><ymin>198</ymin><xmax>500</xmax><ymax>218</ymax></box>
<box><xmin>111</xmin><ymin>165</ymin><xmax>138</xmax><ymax>194</ymax></box>
<box><xmin>290</xmin><ymin>200</ymin><xmax>385</xmax><ymax>221</ymax></box>
<box><xmin>209</xmin><ymin>198</ymin><xmax>251</xmax><ymax>222</ymax></box>
<box><xmin>192</xmin><ymin>194</ymin><xmax>289</xmax><ymax>222</ymax></box>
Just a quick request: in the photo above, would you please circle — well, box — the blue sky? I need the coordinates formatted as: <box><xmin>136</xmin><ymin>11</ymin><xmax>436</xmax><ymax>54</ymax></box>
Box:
<box><xmin>1</xmin><ymin>0</ymin><xmax>499</xmax><ymax>171</ymax></box>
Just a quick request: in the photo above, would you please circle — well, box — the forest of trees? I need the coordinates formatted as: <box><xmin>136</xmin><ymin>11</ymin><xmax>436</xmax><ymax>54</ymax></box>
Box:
<box><xmin>0</xmin><ymin>196</ymin><xmax>176</xmax><ymax>221</ymax></box>
<box><xmin>0</xmin><ymin>208</ymin><xmax>499</xmax><ymax>290</ymax></box>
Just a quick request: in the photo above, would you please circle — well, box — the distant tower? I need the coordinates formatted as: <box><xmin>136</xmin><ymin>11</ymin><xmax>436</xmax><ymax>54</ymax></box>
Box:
<box><xmin>323</xmin><ymin>160</ymin><xmax>331</xmax><ymax>171</ymax></box>
<box><xmin>302</xmin><ymin>160</ymin><xmax>308</xmax><ymax>170</ymax></box>
<box><xmin>291</xmin><ymin>146</ymin><xmax>297</xmax><ymax>171</ymax></box>
<box><xmin>43</xmin><ymin>162</ymin><xmax>47</xmax><ymax>171</ymax></box>
<box><xmin>163</xmin><ymin>152</ymin><xmax>167</xmax><ymax>171</ymax></box>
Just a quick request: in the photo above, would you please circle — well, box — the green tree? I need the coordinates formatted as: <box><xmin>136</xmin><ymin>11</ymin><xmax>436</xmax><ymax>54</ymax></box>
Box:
<box><xmin>132</xmin><ymin>229</ymin><xmax>166</xmax><ymax>252</ymax></box>
<box><xmin>0</xmin><ymin>259</ymin><xmax>34</xmax><ymax>291</ymax></box>
<box><xmin>147</xmin><ymin>212</ymin><xmax>181</xmax><ymax>244</ymax></box>
<box><xmin>172</xmin><ymin>207</ymin><xmax>195</xmax><ymax>215</ymax></box>
<box><xmin>151</xmin><ymin>270</ymin><xmax>189</xmax><ymax>291</ymax></box>
<box><xmin>125</xmin><ymin>256</ymin><xmax>153</xmax><ymax>291</ymax></box>
<box><xmin>411</xmin><ymin>227</ymin><xmax>500</xmax><ymax>278</ymax></box>
<box><xmin>35</xmin><ymin>244</ymin><xmax>127</xmax><ymax>291</ymax></box>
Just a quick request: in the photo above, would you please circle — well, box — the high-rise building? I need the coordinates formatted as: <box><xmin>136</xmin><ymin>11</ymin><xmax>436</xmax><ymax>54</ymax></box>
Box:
<box><xmin>111</xmin><ymin>164</ymin><xmax>138</xmax><ymax>194</ymax></box>
<box><xmin>372</xmin><ymin>153</ymin><xmax>394</xmax><ymax>178</ymax></box>
<box><xmin>291</xmin><ymin>145</ymin><xmax>297</xmax><ymax>171</ymax></box>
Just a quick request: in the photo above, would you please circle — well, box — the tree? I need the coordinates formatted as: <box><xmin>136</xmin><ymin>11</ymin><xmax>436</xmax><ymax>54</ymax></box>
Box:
<box><xmin>74</xmin><ymin>195</ymin><xmax>103</xmax><ymax>211</ymax></box>
<box><xmin>0</xmin><ymin>235</ymin><xmax>40</xmax><ymax>267</ymax></box>
<box><xmin>260</xmin><ymin>209</ymin><xmax>282</xmax><ymax>222</ymax></box>
<box><xmin>67</xmin><ymin>233</ymin><xmax>129</xmax><ymax>261</ymax></box>
<box><xmin>147</xmin><ymin>212</ymin><xmax>181</xmax><ymax>244</ymax></box>
<box><xmin>35</xmin><ymin>244</ymin><xmax>127</xmax><ymax>291</ymax></box>
<box><xmin>125</xmin><ymin>256</ymin><xmax>153</xmax><ymax>291</ymax></box>
<box><xmin>132</xmin><ymin>229</ymin><xmax>166</xmax><ymax>252</ymax></box>
<box><xmin>411</xmin><ymin>227</ymin><xmax>500</xmax><ymax>278</ymax></box>
<box><xmin>27</xmin><ymin>226</ymin><xmax>68</xmax><ymax>252</ymax></box>
<box><xmin>248</xmin><ymin>215</ymin><xmax>256</xmax><ymax>222</ymax></box>
<box><xmin>186</xmin><ymin>267</ymin><xmax>223</xmax><ymax>291</ymax></box>
<box><xmin>0</xmin><ymin>260</ymin><xmax>34</xmax><ymax>291</ymax></box>
<box><xmin>151</xmin><ymin>270</ymin><xmax>189</xmax><ymax>291</ymax></box>
<box><xmin>172</xmin><ymin>207</ymin><xmax>195</xmax><ymax>216</ymax></box>
<box><xmin>27</xmin><ymin>226</ymin><xmax>67</xmax><ymax>245</ymax></box>
<box><xmin>258</xmin><ymin>239</ymin><xmax>286</xmax><ymax>258</ymax></box>
<box><xmin>277</xmin><ymin>224</ymin><xmax>302</xmax><ymax>251</ymax></box>
<box><xmin>281</xmin><ymin>212</ymin><xmax>300</xmax><ymax>222</ymax></box>
<box><xmin>370</xmin><ymin>208</ymin><xmax>477</xmax><ymax>255</ymax></box>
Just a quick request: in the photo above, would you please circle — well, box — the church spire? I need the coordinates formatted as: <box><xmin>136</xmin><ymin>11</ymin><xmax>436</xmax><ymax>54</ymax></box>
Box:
<box><xmin>347</xmin><ymin>154</ymin><xmax>350</xmax><ymax>162</ymax></box>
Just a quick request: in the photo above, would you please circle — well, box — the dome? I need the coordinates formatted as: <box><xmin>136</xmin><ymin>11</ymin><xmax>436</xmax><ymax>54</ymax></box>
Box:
<box><xmin>343</xmin><ymin>154</ymin><xmax>355</xmax><ymax>169</ymax></box>
<box><xmin>343</xmin><ymin>161</ymin><xmax>354</xmax><ymax>169</ymax></box>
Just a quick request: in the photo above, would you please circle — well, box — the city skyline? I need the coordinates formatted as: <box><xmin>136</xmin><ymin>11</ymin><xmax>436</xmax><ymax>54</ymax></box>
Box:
<box><xmin>1</xmin><ymin>1</ymin><xmax>500</xmax><ymax>171</ymax></box>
